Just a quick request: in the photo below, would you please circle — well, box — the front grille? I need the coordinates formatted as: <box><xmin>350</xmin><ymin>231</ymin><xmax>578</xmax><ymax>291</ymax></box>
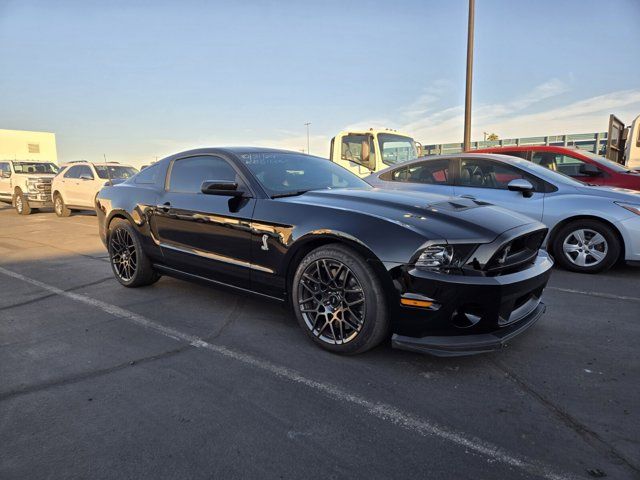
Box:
<box><xmin>485</xmin><ymin>229</ymin><xmax>547</xmax><ymax>274</ymax></box>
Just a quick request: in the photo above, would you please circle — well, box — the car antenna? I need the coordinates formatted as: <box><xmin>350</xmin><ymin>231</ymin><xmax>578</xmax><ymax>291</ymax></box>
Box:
<box><xmin>103</xmin><ymin>154</ymin><xmax>113</xmax><ymax>186</ymax></box>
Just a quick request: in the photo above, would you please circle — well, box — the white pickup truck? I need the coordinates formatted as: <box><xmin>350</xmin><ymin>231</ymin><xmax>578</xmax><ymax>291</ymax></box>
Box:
<box><xmin>0</xmin><ymin>160</ymin><xmax>58</xmax><ymax>214</ymax></box>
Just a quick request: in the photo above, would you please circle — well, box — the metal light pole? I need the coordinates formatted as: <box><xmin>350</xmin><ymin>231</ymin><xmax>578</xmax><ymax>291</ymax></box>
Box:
<box><xmin>304</xmin><ymin>122</ymin><xmax>312</xmax><ymax>154</ymax></box>
<box><xmin>463</xmin><ymin>0</ymin><xmax>475</xmax><ymax>152</ymax></box>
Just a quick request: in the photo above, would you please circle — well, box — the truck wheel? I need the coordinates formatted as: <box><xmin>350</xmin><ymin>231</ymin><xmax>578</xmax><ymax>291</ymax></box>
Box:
<box><xmin>54</xmin><ymin>193</ymin><xmax>71</xmax><ymax>217</ymax></box>
<box><xmin>291</xmin><ymin>244</ymin><xmax>389</xmax><ymax>355</ymax></box>
<box><xmin>551</xmin><ymin>219</ymin><xmax>620</xmax><ymax>273</ymax></box>
<box><xmin>108</xmin><ymin>218</ymin><xmax>160</xmax><ymax>287</ymax></box>
<box><xmin>14</xmin><ymin>189</ymin><xmax>32</xmax><ymax>215</ymax></box>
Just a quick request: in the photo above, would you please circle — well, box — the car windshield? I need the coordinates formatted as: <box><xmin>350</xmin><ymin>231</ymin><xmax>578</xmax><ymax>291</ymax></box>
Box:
<box><xmin>378</xmin><ymin>134</ymin><xmax>418</xmax><ymax>166</ymax></box>
<box><xmin>237</xmin><ymin>152</ymin><xmax>370</xmax><ymax>197</ymax></box>
<box><xmin>570</xmin><ymin>150</ymin><xmax>633</xmax><ymax>173</ymax></box>
<box><xmin>94</xmin><ymin>165</ymin><xmax>138</xmax><ymax>179</ymax></box>
<box><xmin>12</xmin><ymin>162</ymin><xmax>58</xmax><ymax>174</ymax></box>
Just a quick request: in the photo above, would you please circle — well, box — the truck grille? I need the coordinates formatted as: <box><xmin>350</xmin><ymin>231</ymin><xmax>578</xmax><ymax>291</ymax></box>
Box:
<box><xmin>485</xmin><ymin>229</ymin><xmax>547</xmax><ymax>274</ymax></box>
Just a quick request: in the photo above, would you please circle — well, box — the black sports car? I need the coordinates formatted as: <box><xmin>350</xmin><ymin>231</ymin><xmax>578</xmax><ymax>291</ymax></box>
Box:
<box><xmin>96</xmin><ymin>147</ymin><xmax>553</xmax><ymax>356</ymax></box>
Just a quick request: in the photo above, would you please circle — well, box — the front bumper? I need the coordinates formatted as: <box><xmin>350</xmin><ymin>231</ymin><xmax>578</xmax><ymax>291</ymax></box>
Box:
<box><xmin>19</xmin><ymin>192</ymin><xmax>53</xmax><ymax>207</ymax></box>
<box><xmin>390</xmin><ymin>251</ymin><xmax>553</xmax><ymax>356</ymax></box>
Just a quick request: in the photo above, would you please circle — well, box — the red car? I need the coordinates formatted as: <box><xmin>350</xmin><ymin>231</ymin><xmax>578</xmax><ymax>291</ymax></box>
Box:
<box><xmin>473</xmin><ymin>145</ymin><xmax>640</xmax><ymax>191</ymax></box>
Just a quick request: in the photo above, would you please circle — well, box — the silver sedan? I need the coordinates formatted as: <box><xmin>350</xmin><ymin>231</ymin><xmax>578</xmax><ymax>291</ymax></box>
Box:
<box><xmin>366</xmin><ymin>153</ymin><xmax>640</xmax><ymax>273</ymax></box>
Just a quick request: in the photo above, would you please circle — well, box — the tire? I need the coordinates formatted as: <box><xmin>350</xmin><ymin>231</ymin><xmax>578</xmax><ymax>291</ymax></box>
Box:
<box><xmin>53</xmin><ymin>193</ymin><xmax>71</xmax><ymax>217</ymax></box>
<box><xmin>291</xmin><ymin>244</ymin><xmax>389</xmax><ymax>355</ymax></box>
<box><xmin>108</xmin><ymin>218</ymin><xmax>160</xmax><ymax>287</ymax></box>
<box><xmin>551</xmin><ymin>219</ymin><xmax>620</xmax><ymax>274</ymax></box>
<box><xmin>14</xmin><ymin>189</ymin><xmax>31</xmax><ymax>215</ymax></box>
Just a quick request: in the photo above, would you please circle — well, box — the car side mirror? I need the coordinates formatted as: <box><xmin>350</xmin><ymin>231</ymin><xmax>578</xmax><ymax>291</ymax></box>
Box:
<box><xmin>579</xmin><ymin>163</ymin><xmax>602</xmax><ymax>176</ymax></box>
<box><xmin>201</xmin><ymin>180</ymin><xmax>244</xmax><ymax>197</ymax></box>
<box><xmin>1</xmin><ymin>171</ymin><xmax>10</xmax><ymax>178</ymax></box>
<box><xmin>80</xmin><ymin>174</ymin><xmax>93</xmax><ymax>181</ymax></box>
<box><xmin>507</xmin><ymin>179</ymin><xmax>534</xmax><ymax>198</ymax></box>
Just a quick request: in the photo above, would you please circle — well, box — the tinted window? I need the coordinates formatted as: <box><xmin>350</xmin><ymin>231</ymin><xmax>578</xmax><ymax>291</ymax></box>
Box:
<box><xmin>169</xmin><ymin>156</ymin><xmax>238</xmax><ymax>193</ymax></box>
<box><xmin>0</xmin><ymin>162</ymin><xmax>10</xmax><ymax>175</ymax></box>
<box><xmin>64</xmin><ymin>166</ymin><xmax>81</xmax><ymax>178</ymax></box>
<box><xmin>238</xmin><ymin>152</ymin><xmax>369</xmax><ymax>196</ymax></box>
<box><xmin>531</xmin><ymin>152</ymin><xmax>599</xmax><ymax>177</ymax></box>
<box><xmin>77</xmin><ymin>165</ymin><xmax>94</xmax><ymax>179</ymax></box>
<box><xmin>134</xmin><ymin>163</ymin><xmax>162</xmax><ymax>185</ymax></box>
<box><xmin>459</xmin><ymin>158</ymin><xmax>539</xmax><ymax>190</ymax></box>
<box><xmin>392</xmin><ymin>159</ymin><xmax>451</xmax><ymax>184</ymax></box>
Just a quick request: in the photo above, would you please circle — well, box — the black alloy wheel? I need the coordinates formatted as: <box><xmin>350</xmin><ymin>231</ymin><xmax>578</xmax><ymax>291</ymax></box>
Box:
<box><xmin>292</xmin><ymin>244</ymin><xmax>389</xmax><ymax>354</ymax></box>
<box><xmin>108</xmin><ymin>218</ymin><xmax>160</xmax><ymax>287</ymax></box>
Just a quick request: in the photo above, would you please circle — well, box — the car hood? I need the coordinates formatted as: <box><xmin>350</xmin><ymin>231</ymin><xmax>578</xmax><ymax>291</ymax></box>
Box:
<box><xmin>573</xmin><ymin>184</ymin><xmax>640</xmax><ymax>202</ymax></box>
<box><xmin>284</xmin><ymin>188</ymin><xmax>540</xmax><ymax>243</ymax></box>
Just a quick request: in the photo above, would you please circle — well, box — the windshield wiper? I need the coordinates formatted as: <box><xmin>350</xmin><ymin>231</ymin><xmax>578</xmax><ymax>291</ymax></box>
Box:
<box><xmin>271</xmin><ymin>190</ymin><xmax>310</xmax><ymax>198</ymax></box>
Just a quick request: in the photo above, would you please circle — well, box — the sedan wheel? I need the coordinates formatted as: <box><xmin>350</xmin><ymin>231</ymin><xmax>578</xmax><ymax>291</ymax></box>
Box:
<box><xmin>298</xmin><ymin>258</ymin><xmax>366</xmax><ymax>345</ymax></box>
<box><xmin>108</xmin><ymin>218</ymin><xmax>160</xmax><ymax>287</ymax></box>
<box><xmin>110</xmin><ymin>227</ymin><xmax>138</xmax><ymax>282</ymax></box>
<box><xmin>292</xmin><ymin>244</ymin><xmax>389</xmax><ymax>354</ymax></box>
<box><xmin>552</xmin><ymin>220</ymin><xmax>620</xmax><ymax>273</ymax></box>
<box><xmin>562</xmin><ymin>229</ymin><xmax>607</xmax><ymax>268</ymax></box>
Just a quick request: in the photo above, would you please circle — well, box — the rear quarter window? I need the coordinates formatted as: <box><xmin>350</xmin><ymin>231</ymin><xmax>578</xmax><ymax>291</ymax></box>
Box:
<box><xmin>133</xmin><ymin>164</ymin><xmax>162</xmax><ymax>186</ymax></box>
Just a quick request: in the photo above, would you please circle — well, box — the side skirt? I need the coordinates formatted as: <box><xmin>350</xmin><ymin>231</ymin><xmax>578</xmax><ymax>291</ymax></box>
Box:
<box><xmin>152</xmin><ymin>263</ymin><xmax>285</xmax><ymax>303</ymax></box>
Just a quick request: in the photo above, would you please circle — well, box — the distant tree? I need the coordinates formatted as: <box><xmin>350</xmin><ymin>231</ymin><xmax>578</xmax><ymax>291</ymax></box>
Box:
<box><xmin>487</xmin><ymin>133</ymin><xmax>499</xmax><ymax>141</ymax></box>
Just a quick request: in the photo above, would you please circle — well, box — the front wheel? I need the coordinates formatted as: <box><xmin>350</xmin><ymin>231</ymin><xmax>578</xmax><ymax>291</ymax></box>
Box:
<box><xmin>552</xmin><ymin>220</ymin><xmax>620</xmax><ymax>273</ymax></box>
<box><xmin>14</xmin><ymin>190</ymin><xmax>31</xmax><ymax>215</ymax></box>
<box><xmin>108</xmin><ymin>218</ymin><xmax>160</xmax><ymax>287</ymax></box>
<box><xmin>54</xmin><ymin>193</ymin><xmax>71</xmax><ymax>217</ymax></box>
<box><xmin>291</xmin><ymin>244</ymin><xmax>389</xmax><ymax>355</ymax></box>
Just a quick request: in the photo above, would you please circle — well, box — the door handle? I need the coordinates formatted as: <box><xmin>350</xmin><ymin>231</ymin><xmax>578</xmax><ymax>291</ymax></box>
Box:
<box><xmin>156</xmin><ymin>202</ymin><xmax>171</xmax><ymax>213</ymax></box>
<box><xmin>460</xmin><ymin>194</ymin><xmax>476</xmax><ymax>200</ymax></box>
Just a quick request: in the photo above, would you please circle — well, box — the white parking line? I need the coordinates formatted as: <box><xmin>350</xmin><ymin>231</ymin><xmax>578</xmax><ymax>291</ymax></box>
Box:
<box><xmin>0</xmin><ymin>265</ymin><xmax>575</xmax><ymax>480</ymax></box>
<box><xmin>548</xmin><ymin>286</ymin><xmax>640</xmax><ymax>303</ymax></box>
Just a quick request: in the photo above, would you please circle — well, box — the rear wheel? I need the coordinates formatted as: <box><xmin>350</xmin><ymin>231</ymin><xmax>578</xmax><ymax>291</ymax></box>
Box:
<box><xmin>14</xmin><ymin>189</ymin><xmax>31</xmax><ymax>215</ymax></box>
<box><xmin>552</xmin><ymin>220</ymin><xmax>620</xmax><ymax>273</ymax></box>
<box><xmin>108</xmin><ymin>218</ymin><xmax>160</xmax><ymax>287</ymax></box>
<box><xmin>54</xmin><ymin>193</ymin><xmax>71</xmax><ymax>217</ymax></box>
<box><xmin>291</xmin><ymin>244</ymin><xmax>389</xmax><ymax>354</ymax></box>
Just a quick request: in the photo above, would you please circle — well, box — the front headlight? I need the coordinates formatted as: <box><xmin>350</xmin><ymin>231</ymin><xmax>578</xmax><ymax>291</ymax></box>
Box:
<box><xmin>414</xmin><ymin>243</ymin><xmax>477</xmax><ymax>272</ymax></box>
<box><xmin>615</xmin><ymin>202</ymin><xmax>640</xmax><ymax>216</ymax></box>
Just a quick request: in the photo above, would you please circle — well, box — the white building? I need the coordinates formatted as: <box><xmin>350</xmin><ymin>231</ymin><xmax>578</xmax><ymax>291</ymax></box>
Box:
<box><xmin>0</xmin><ymin>129</ymin><xmax>58</xmax><ymax>164</ymax></box>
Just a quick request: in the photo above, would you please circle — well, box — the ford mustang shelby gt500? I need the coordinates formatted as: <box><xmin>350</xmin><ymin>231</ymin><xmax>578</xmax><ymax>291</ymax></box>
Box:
<box><xmin>96</xmin><ymin>147</ymin><xmax>553</xmax><ymax>356</ymax></box>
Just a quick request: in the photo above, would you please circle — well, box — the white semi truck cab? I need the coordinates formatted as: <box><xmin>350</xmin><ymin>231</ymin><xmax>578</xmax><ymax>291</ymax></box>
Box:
<box><xmin>330</xmin><ymin>129</ymin><xmax>420</xmax><ymax>177</ymax></box>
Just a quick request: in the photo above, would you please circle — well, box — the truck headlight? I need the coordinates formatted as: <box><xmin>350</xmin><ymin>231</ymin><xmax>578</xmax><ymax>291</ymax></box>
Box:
<box><xmin>414</xmin><ymin>243</ymin><xmax>477</xmax><ymax>272</ymax></box>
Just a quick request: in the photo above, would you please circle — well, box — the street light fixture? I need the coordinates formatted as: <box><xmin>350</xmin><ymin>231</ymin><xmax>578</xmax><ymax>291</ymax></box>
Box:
<box><xmin>304</xmin><ymin>122</ymin><xmax>312</xmax><ymax>154</ymax></box>
<box><xmin>463</xmin><ymin>0</ymin><xmax>475</xmax><ymax>152</ymax></box>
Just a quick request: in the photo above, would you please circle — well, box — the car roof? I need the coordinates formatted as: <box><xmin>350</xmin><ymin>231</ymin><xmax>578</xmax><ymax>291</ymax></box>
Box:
<box><xmin>374</xmin><ymin>152</ymin><xmax>543</xmax><ymax>176</ymax></box>
<box><xmin>474</xmin><ymin>145</ymin><xmax>589</xmax><ymax>155</ymax></box>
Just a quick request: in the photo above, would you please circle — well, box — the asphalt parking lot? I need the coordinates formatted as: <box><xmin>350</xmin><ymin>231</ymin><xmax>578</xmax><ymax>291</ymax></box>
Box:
<box><xmin>1</xmin><ymin>204</ymin><xmax>638</xmax><ymax>480</ymax></box>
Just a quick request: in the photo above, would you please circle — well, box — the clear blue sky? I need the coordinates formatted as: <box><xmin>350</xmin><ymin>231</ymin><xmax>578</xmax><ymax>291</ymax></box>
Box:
<box><xmin>1</xmin><ymin>0</ymin><xmax>639</xmax><ymax>165</ymax></box>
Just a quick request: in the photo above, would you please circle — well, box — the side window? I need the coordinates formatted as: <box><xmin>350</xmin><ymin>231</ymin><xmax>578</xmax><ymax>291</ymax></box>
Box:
<box><xmin>531</xmin><ymin>152</ymin><xmax>595</xmax><ymax>177</ymax></box>
<box><xmin>403</xmin><ymin>159</ymin><xmax>451</xmax><ymax>185</ymax></box>
<box><xmin>341</xmin><ymin>135</ymin><xmax>367</xmax><ymax>163</ymax></box>
<box><xmin>64</xmin><ymin>166</ymin><xmax>81</xmax><ymax>179</ymax></box>
<box><xmin>0</xmin><ymin>162</ymin><xmax>10</xmax><ymax>177</ymax></box>
<box><xmin>78</xmin><ymin>165</ymin><xmax>94</xmax><ymax>179</ymax></box>
<box><xmin>134</xmin><ymin>163</ymin><xmax>161</xmax><ymax>185</ymax></box>
<box><xmin>459</xmin><ymin>158</ymin><xmax>538</xmax><ymax>190</ymax></box>
<box><xmin>169</xmin><ymin>156</ymin><xmax>239</xmax><ymax>194</ymax></box>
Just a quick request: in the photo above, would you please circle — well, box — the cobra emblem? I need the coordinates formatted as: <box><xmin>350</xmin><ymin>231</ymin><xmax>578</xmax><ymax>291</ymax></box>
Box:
<box><xmin>261</xmin><ymin>234</ymin><xmax>269</xmax><ymax>251</ymax></box>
